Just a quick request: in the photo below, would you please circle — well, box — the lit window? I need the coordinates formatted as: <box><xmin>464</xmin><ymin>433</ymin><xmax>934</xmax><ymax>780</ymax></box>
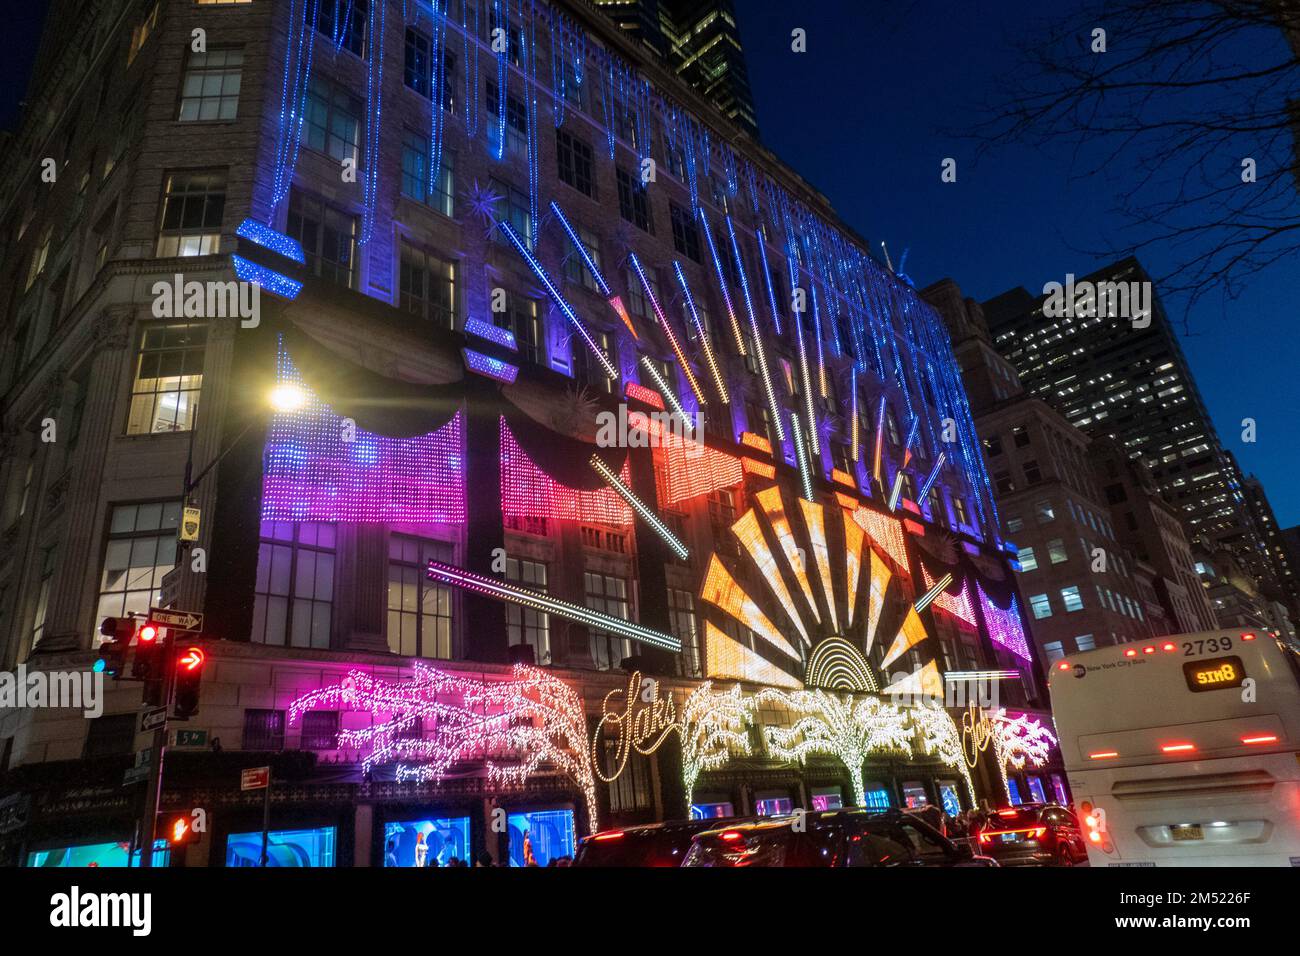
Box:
<box><xmin>156</xmin><ymin>170</ymin><xmax>226</xmax><ymax>257</ymax></box>
<box><xmin>398</xmin><ymin>242</ymin><xmax>456</xmax><ymax>329</ymax></box>
<box><xmin>252</xmin><ymin>521</ymin><xmax>336</xmax><ymax>649</ymax></box>
<box><xmin>96</xmin><ymin>502</ymin><xmax>182</xmax><ymax>642</ymax></box>
<box><xmin>1042</xmin><ymin>640</ymin><xmax>1065</xmax><ymax>663</ymax></box>
<box><xmin>505</xmin><ymin>558</ymin><xmax>550</xmax><ymax>664</ymax></box>
<box><xmin>585</xmin><ymin>572</ymin><xmax>631</xmax><ymax>671</ymax></box>
<box><xmin>1061</xmin><ymin>586</ymin><xmax>1084</xmax><ymax>612</ymax></box>
<box><xmin>1017</xmin><ymin>547</ymin><xmax>1038</xmax><ymax>572</ymax></box>
<box><xmin>126</xmin><ymin>324</ymin><xmax>206</xmax><ymax>435</ymax></box>
<box><xmin>1029</xmin><ymin>593</ymin><xmax>1052</xmax><ymax>619</ymax></box>
<box><xmin>178</xmin><ymin>48</ymin><xmax>243</xmax><ymax>121</ymax></box>
<box><xmin>387</xmin><ymin>535</ymin><xmax>453</xmax><ymax>659</ymax></box>
<box><xmin>400</xmin><ymin>133</ymin><xmax>455</xmax><ymax>217</ymax></box>
<box><xmin>1034</xmin><ymin>499</ymin><xmax>1056</xmax><ymax>524</ymax></box>
<box><xmin>1074</xmin><ymin>633</ymin><xmax>1095</xmax><ymax>651</ymax></box>
<box><xmin>1047</xmin><ymin>538</ymin><xmax>1068</xmax><ymax>564</ymax></box>
<box><xmin>303</xmin><ymin>75</ymin><xmax>361</xmax><ymax>166</ymax></box>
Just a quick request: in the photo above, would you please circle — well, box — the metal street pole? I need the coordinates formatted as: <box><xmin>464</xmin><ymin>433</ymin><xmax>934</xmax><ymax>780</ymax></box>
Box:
<box><xmin>137</xmin><ymin>635</ymin><xmax>176</xmax><ymax>868</ymax></box>
<box><xmin>260</xmin><ymin>770</ymin><xmax>272</xmax><ymax>867</ymax></box>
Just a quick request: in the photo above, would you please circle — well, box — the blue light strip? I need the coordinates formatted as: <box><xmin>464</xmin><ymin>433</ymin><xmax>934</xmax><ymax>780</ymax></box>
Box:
<box><xmin>697</xmin><ymin>209</ymin><xmax>747</xmax><ymax>356</ymax></box>
<box><xmin>232</xmin><ymin>255</ymin><xmax>302</xmax><ymax>299</ymax></box>
<box><xmin>672</xmin><ymin>262</ymin><xmax>728</xmax><ymax>403</ymax></box>
<box><xmin>887</xmin><ymin>471</ymin><xmax>905</xmax><ymax>512</ymax></box>
<box><xmin>725</xmin><ymin>215</ymin><xmax>784</xmax><ymax>442</ymax></box>
<box><xmin>464</xmin><ymin>316</ymin><xmax>517</xmax><ymax>351</ymax></box>
<box><xmin>793</xmin><ymin>310</ymin><xmax>820</xmax><ymax>455</ymax></box>
<box><xmin>549</xmin><ymin>200</ymin><xmax>611</xmax><ymax>296</ymax></box>
<box><xmin>755</xmin><ymin>226</ymin><xmax>784</xmax><ymax>336</ymax></box>
<box><xmin>627</xmin><ymin>252</ymin><xmax>705</xmax><ymax>406</ymax></box>
<box><xmin>462</xmin><ymin>347</ymin><xmax>519</xmax><ymax>384</ymax></box>
<box><xmin>497</xmin><ymin>219</ymin><xmax>619</xmax><ymax>380</ymax></box>
<box><xmin>236</xmin><ymin>218</ymin><xmax>305</xmax><ymax>264</ymax></box>
<box><xmin>918</xmin><ymin>451</ymin><xmax>946</xmax><ymax>501</ymax></box>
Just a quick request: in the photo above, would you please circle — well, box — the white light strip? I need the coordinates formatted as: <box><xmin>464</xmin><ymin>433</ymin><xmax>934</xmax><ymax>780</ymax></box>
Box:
<box><xmin>590</xmin><ymin>455</ymin><xmax>689</xmax><ymax>560</ymax></box>
<box><xmin>914</xmin><ymin>571</ymin><xmax>954</xmax><ymax>612</ymax></box>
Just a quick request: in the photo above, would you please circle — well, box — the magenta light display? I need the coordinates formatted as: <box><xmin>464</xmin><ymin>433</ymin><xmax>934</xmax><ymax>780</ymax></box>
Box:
<box><xmin>921</xmin><ymin>566</ymin><xmax>977</xmax><ymax>627</ymax></box>
<box><xmin>499</xmin><ymin>418</ymin><xmax>632</xmax><ymax>525</ymax></box>
<box><xmin>261</xmin><ymin>351</ymin><xmax>465</xmax><ymax>524</ymax></box>
<box><xmin>976</xmin><ymin>582</ymin><xmax>1033</xmax><ymax>661</ymax></box>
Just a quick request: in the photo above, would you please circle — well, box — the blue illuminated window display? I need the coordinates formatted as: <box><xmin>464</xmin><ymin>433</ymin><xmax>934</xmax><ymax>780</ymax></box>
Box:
<box><xmin>26</xmin><ymin>840</ymin><xmax>169</xmax><ymax>868</ymax></box>
<box><xmin>1006</xmin><ymin>778</ymin><xmax>1024</xmax><ymax>805</ymax></box>
<box><xmin>225</xmin><ymin>826</ymin><xmax>336</xmax><ymax>867</ymax></box>
<box><xmin>937</xmin><ymin>782</ymin><xmax>962</xmax><ymax>817</ymax></box>
<box><xmin>383</xmin><ymin>816</ymin><xmax>471</xmax><ymax>867</ymax></box>
<box><xmin>507</xmin><ymin>810</ymin><xmax>575</xmax><ymax>867</ymax></box>
<box><xmin>863</xmin><ymin>785</ymin><xmax>893</xmax><ymax>811</ymax></box>
<box><xmin>754</xmin><ymin>795</ymin><xmax>793</xmax><ymax>817</ymax></box>
<box><xmin>689</xmin><ymin>801</ymin><xmax>734</xmax><ymax>820</ymax></box>
<box><xmin>1027</xmin><ymin>776</ymin><xmax>1047</xmax><ymax>804</ymax></box>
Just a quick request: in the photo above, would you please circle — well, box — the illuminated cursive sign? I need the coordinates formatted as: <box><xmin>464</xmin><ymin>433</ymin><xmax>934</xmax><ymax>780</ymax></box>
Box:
<box><xmin>592</xmin><ymin>672</ymin><xmax>680</xmax><ymax>783</ymax></box>
<box><xmin>960</xmin><ymin>705</ymin><xmax>994</xmax><ymax>769</ymax></box>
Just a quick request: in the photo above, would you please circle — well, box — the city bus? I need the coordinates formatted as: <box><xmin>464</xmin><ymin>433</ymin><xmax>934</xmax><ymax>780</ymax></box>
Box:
<box><xmin>1048</xmin><ymin>629</ymin><xmax>1300</xmax><ymax>866</ymax></box>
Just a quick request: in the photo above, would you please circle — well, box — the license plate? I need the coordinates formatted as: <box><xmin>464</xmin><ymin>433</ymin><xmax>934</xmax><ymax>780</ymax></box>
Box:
<box><xmin>1000</xmin><ymin>833</ymin><xmax>1019</xmax><ymax>843</ymax></box>
<box><xmin>1170</xmin><ymin>825</ymin><xmax>1203</xmax><ymax>842</ymax></box>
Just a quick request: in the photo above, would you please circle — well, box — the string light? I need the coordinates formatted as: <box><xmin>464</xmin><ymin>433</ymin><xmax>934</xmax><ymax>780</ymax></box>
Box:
<box><xmin>704</xmin><ymin>621</ymin><xmax>802</xmax><ymax>691</ymax></box>
<box><xmin>880</xmin><ymin>607</ymin><xmax>930</xmax><ymax>671</ymax></box>
<box><xmin>726</xmin><ymin>214</ymin><xmax>784</xmax><ymax>442</ymax></box>
<box><xmin>680</xmin><ymin>682</ymin><xmax>755</xmax><ymax>807</ymax></box>
<box><xmin>842</xmin><ymin>507</ymin><xmax>864</xmax><ymax>627</ymax></box>
<box><xmin>637</xmin><ymin>412</ymin><xmax>744</xmax><ymax>506</ymax></box>
<box><xmin>700</xmin><ymin>555</ymin><xmax>799</xmax><ymax>660</ymax></box>
<box><xmin>627</xmin><ymin>252</ymin><xmax>705</xmax><ymax>406</ymax></box>
<box><xmin>756</xmin><ymin>688</ymin><xmax>913</xmax><ymax>809</ymax></box>
<box><xmin>863</xmin><ymin>550</ymin><xmax>891</xmax><ymax>657</ymax></box>
<box><xmin>918</xmin><ymin>451</ymin><xmax>946</xmax><ymax>501</ymax></box>
<box><xmin>798</xmin><ymin>498</ymin><xmax>838</xmax><ymax>635</ymax></box>
<box><xmin>673</xmin><ymin>261</ymin><xmax>728</xmax><ymax>403</ymax></box>
<box><xmin>589</xmin><ymin>454</ymin><xmax>688</xmax><ymax>559</ymax></box>
<box><xmin>262</xmin><ymin>347</ymin><xmax>464</xmax><ymax>523</ymax></box>
<box><xmin>731</xmin><ymin>509</ymin><xmax>811</xmax><ymax>647</ymax></box>
<box><xmin>500</xmin><ymin>418</ymin><xmax>632</xmax><ymax>524</ymax></box>
<box><xmin>873</xmin><ymin>396</ymin><xmax>887</xmax><ymax>488</ymax></box>
<box><xmin>427</xmin><ymin>560</ymin><xmax>681</xmax><ymax>652</ymax></box>
<box><xmin>831</xmin><ymin>469</ymin><xmax>856</xmax><ymax>490</ymax></box>
<box><xmin>740</xmin><ymin>432</ymin><xmax>772</xmax><ymax>455</ymax></box>
<box><xmin>463</xmin><ymin>316</ymin><xmax>517</xmax><ymax>350</ymax></box>
<box><xmin>850</xmin><ymin>375</ymin><xmax>860</xmax><ymax>462</ymax></box>
<box><xmin>920</xmin><ymin>566</ymin><xmax>976</xmax><ymax>626</ymax></box>
<box><xmin>697</xmin><ymin>209</ymin><xmax>747</xmax><ymax>356</ymax></box>
<box><xmin>912</xmin><ymin>705</ymin><xmax>977</xmax><ymax>807</ymax></box>
<box><xmin>741</xmin><ymin>457</ymin><xmax>775</xmax><ymax>478</ymax></box>
<box><xmin>624</xmin><ymin>381</ymin><xmax>663</xmax><ymax>409</ymax></box>
<box><xmin>793</xmin><ymin>310</ymin><xmax>820</xmax><ymax>456</ymax></box>
<box><xmin>231</xmin><ymin>256</ymin><xmax>302</xmax><ymax>300</ymax></box>
<box><xmin>881</xmin><ymin>660</ymin><xmax>943</xmax><ymax>700</ymax></box>
<box><xmin>976</xmin><ymin>583</ymin><xmax>1033</xmax><ymax>661</ymax></box>
<box><xmin>497</xmin><ymin>219</ymin><xmax>618</xmax><ymax>380</ymax></box>
<box><xmin>990</xmin><ymin>709</ymin><xmax>1058</xmax><ymax>802</ymax></box>
<box><xmin>851</xmin><ymin>506</ymin><xmax>909</xmax><ymax>570</ymax></box>
<box><xmin>805</xmin><ymin>638</ymin><xmax>878</xmax><ymax>693</ymax></box>
<box><xmin>755</xmin><ymin>225</ymin><xmax>784</xmax><ymax>336</ymax></box>
<box><xmin>901</xmin><ymin>416</ymin><xmax>920</xmax><ymax>470</ymax></box>
<box><xmin>914</xmin><ymin>571</ymin><xmax>954</xmax><ymax>613</ymax></box>
<box><xmin>235</xmin><ymin>218</ymin><xmax>304</xmax><ymax>263</ymax></box>
<box><xmin>462</xmin><ymin>347</ymin><xmax>518</xmax><ymax>384</ymax></box>
<box><xmin>790</xmin><ymin>414</ymin><xmax>815</xmax><ymax>502</ymax></box>
<box><xmin>638</xmin><ymin>355</ymin><xmax>689</xmax><ymax>423</ymax></box>
<box><xmin>755</xmin><ymin>486</ymin><xmax>820</xmax><ymax>624</ymax></box>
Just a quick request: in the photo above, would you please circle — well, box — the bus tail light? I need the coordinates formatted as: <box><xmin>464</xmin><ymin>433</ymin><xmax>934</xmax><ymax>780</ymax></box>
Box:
<box><xmin>1160</xmin><ymin>743</ymin><xmax>1196</xmax><ymax>754</ymax></box>
<box><xmin>1080</xmin><ymin>802</ymin><xmax>1113</xmax><ymax>853</ymax></box>
<box><xmin>1088</xmin><ymin>750</ymin><xmax>1119</xmax><ymax>760</ymax></box>
<box><xmin>1124</xmin><ymin>648</ymin><xmax>1137</xmax><ymax>658</ymax></box>
<box><xmin>1240</xmin><ymin>632</ymin><xmax>1256</xmax><ymax>641</ymax></box>
<box><xmin>1161</xmin><ymin>642</ymin><xmax>1176</xmax><ymax>652</ymax></box>
<box><xmin>1241</xmin><ymin>734</ymin><xmax>1278</xmax><ymax>745</ymax></box>
<box><xmin>1142</xmin><ymin>645</ymin><xmax>1156</xmax><ymax>654</ymax></box>
<box><xmin>1056</xmin><ymin>661</ymin><xmax>1071</xmax><ymax>671</ymax></box>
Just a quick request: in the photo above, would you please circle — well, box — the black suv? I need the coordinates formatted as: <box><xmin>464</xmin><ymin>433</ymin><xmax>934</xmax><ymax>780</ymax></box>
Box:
<box><xmin>682</xmin><ymin>809</ymin><xmax>998</xmax><ymax>867</ymax></box>
<box><xmin>974</xmin><ymin>804</ymin><xmax>1088</xmax><ymax>866</ymax></box>
<box><xmin>574</xmin><ymin>817</ymin><xmax>750</xmax><ymax>867</ymax></box>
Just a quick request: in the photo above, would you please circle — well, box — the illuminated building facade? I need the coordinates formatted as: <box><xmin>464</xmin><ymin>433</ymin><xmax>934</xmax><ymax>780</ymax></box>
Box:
<box><xmin>0</xmin><ymin>0</ymin><xmax>1058</xmax><ymax>866</ymax></box>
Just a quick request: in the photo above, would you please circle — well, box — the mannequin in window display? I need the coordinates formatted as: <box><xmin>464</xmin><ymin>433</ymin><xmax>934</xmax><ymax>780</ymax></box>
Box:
<box><xmin>522</xmin><ymin>829</ymin><xmax>537</xmax><ymax>867</ymax></box>
<box><xmin>414</xmin><ymin>831</ymin><xmax>428</xmax><ymax>868</ymax></box>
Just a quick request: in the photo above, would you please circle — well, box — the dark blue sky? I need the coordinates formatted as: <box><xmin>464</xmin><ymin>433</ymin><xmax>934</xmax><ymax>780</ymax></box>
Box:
<box><xmin>735</xmin><ymin>0</ymin><xmax>1300</xmax><ymax>527</ymax></box>
<box><xmin>2</xmin><ymin>2</ymin><xmax>1295</xmax><ymax>524</ymax></box>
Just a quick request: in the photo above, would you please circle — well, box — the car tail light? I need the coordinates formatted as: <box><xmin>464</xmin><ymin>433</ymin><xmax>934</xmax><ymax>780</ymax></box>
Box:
<box><xmin>719</xmin><ymin>830</ymin><xmax>744</xmax><ymax>842</ymax></box>
<box><xmin>1030</xmin><ymin>828</ymin><xmax>1046</xmax><ymax>839</ymax></box>
<box><xmin>1241</xmin><ymin>734</ymin><xmax>1278</xmax><ymax>745</ymax></box>
<box><xmin>977</xmin><ymin>832</ymin><xmax>990</xmax><ymax>845</ymax></box>
<box><xmin>592</xmin><ymin>831</ymin><xmax>625</xmax><ymax>841</ymax></box>
<box><xmin>997</xmin><ymin>809</ymin><xmax>1019</xmax><ymax>817</ymax></box>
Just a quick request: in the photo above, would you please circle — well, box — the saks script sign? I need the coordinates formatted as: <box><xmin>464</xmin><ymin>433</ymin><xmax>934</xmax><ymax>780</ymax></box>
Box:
<box><xmin>592</xmin><ymin>672</ymin><xmax>679</xmax><ymax>782</ymax></box>
<box><xmin>960</xmin><ymin>705</ymin><xmax>995</xmax><ymax>769</ymax></box>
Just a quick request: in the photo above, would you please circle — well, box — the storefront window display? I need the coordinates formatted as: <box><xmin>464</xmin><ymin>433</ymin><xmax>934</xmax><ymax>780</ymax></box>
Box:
<box><xmin>936</xmin><ymin>781</ymin><xmax>962</xmax><ymax>816</ymax></box>
<box><xmin>26</xmin><ymin>840</ymin><xmax>169</xmax><ymax>868</ymax></box>
<box><xmin>508</xmin><ymin>810</ymin><xmax>575</xmax><ymax>867</ymax></box>
<box><xmin>1051</xmin><ymin>773</ymin><xmax>1070</xmax><ymax>806</ymax></box>
<box><xmin>1027</xmin><ymin>776</ymin><xmax>1047</xmax><ymax>803</ymax></box>
<box><xmin>753</xmin><ymin>792</ymin><xmax>793</xmax><ymax>816</ymax></box>
<box><xmin>810</xmin><ymin>787</ymin><xmax>842</xmax><ymax>811</ymax></box>
<box><xmin>1006</xmin><ymin>778</ymin><xmax>1024</xmax><ymax>805</ymax></box>
<box><xmin>689</xmin><ymin>800</ymin><xmax>735</xmax><ymax>820</ymax></box>
<box><xmin>864</xmin><ymin>783</ymin><xmax>892</xmax><ymax>810</ymax></box>
<box><xmin>225</xmin><ymin>826</ymin><xmax>337</xmax><ymax>867</ymax></box>
<box><xmin>901</xmin><ymin>781</ymin><xmax>930</xmax><ymax>808</ymax></box>
<box><xmin>383</xmin><ymin>816</ymin><xmax>471</xmax><ymax>867</ymax></box>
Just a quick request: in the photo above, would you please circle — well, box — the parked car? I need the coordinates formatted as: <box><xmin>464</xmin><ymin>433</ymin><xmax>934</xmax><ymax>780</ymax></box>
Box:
<box><xmin>682</xmin><ymin>809</ymin><xmax>999</xmax><ymax>867</ymax></box>
<box><xmin>574</xmin><ymin>817</ymin><xmax>750</xmax><ymax>867</ymax></box>
<box><xmin>975</xmin><ymin>803</ymin><xmax>1089</xmax><ymax>866</ymax></box>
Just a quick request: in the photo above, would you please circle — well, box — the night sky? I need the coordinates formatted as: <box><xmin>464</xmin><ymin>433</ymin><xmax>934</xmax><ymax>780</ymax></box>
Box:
<box><xmin>2</xmin><ymin>1</ymin><xmax>1295</xmax><ymax>525</ymax></box>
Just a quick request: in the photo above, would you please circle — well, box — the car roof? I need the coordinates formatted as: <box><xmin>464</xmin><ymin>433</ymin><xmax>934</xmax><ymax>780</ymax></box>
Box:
<box><xmin>694</xmin><ymin>808</ymin><xmax>908</xmax><ymax>840</ymax></box>
<box><xmin>583</xmin><ymin>817</ymin><xmax>747</xmax><ymax>841</ymax></box>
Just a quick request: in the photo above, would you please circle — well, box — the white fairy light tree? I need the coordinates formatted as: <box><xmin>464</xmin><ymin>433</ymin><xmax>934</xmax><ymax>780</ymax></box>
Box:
<box><xmin>679</xmin><ymin>682</ymin><xmax>754</xmax><ymax>807</ymax></box>
<box><xmin>911</xmin><ymin>704</ymin><xmax>977</xmax><ymax>808</ymax></box>
<box><xmin>989</xmin><ymin>709</ymin><xmax>1058</xmax><ymax>802</ymax></box>
<box><xmin>756</xmin><ymin>688</ymin><xmax>913</xmax><ymax>808</ymax></box>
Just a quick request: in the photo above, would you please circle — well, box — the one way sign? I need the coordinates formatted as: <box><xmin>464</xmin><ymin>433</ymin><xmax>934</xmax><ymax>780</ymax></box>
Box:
<box><xmin>148</xmin><ymin>607</ymin><xmax>204</xmax><ymax>631</ymax></box>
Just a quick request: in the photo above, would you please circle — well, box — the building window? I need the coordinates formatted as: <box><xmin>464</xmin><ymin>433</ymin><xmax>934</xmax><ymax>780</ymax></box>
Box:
<box><xmin>83</xmin><ymin>713</ymin><xmax>137</xmax><ymax>758</ymax></box>
<box><xmin>616</xmin><ymin>167</ymin><xmax>653</xmax><ymax>232</ymax></box>
<box><xmin>304</xmin><ymin>74</ymin><xmax>362</xmax><ymax>166</ymax></box>
<box><xmin>556</xmin><ymin>128</ymin><xmax>596</xmax><ymax>198</ymax></box>
<box><xmin>561</xmin><ymin>222</ymin><xmax>602</xmax><ymax>293</ymax></box>
<box><xmin>571</xmin><ymin>329</ymin><xmax>614</xmax><ymax>393</ymax></box>
<box><xmin>404</xmin><ymin>27</ymin><xmax>456</xmax><ymax>109</ymax></box>
<box><xmin>983</xmin><ymin>434</ymin><xmax>1003</xmax><ymax>456</ymax></box>
<box><xmin>300</xmin><ymin>711</ymin><xmax>340</xmax><ymax>749</ymax></box>
<box><xmin>1022</xmin><ymin>459</ymin><xmax>1042</xmax><ymax>484</ymax></box>
<box><xmin>29</xmin><ymin>548</ymin><xmax>55</xmax><ymax>649</ymax></box>
<box><xmin>287</xmin><ymin>190</ymin><xmax>357</xmax><ymax>287</ymax></box>
<box><xmin>669</xmin><ymin>587</ymin><xmax>700</xmax><ymax>678</ymax></box>
<box><xmin>400</xmin><ymin>132</ymin><xmax>455</xmax><ymax>216</ymax></box>
<box><xmin>952</xmin><ymin>496</ymin><xmax>969</xmax><ymax>526</ymax></box>
<box><xmin>505</xmin><ymin>558</ymin><xmax>550</xmax><ymax>664</ymax></box>
<box><xmin>585</xmin><ymin>572</ymin><xmax>630</xmax><ymax>671</ymax></box>
<box><xmin>1034</xmin><ymin>499</ymin><xmax>1055</xmax><ymax>524</ymax></box>
<box><xmin>994</xmin><ymin>471</ymin><xmax>1016</xmax><ymax>495</ymax></box>
<box><xmin>496</xmin><ymin>291</ymin><xmax>543</xmax><ymax>365</ymax></box>
<box><xmin>1041</xmin><ymin>640</ymin><xmax>1065</xmax><ymax>663</ymax></box>
<box><xmin>398</xmin><ymin>242</ymin><xmax>456</xmax><ymax>328</ymax></box>
<box><xmin>1013</xmin><ymin>425</ymin><xmax>1030</xmax><ymax>448</ymax></box>
<box><xmin>316</xmin><ymin>0</ymin><xmax>366</xmax><ymax>57</ymax></box>
<box><xmin>1061</xmin><ymin>586</ymin><xmax>1084</xmax><ymax>612</ymax></box>
<box><xmin>178</xmin><ymin>48</ymin><xmax>243</xmax><ymax>121</ymax></box>
<box><xmin>252</xmin><ymin>521</ymin><xmax>336</xmax><ymax>649</ymax></box>
<box><xmin>96</xmin><ymin>501</ymin><xmax>181</xmax><ymax>639</ymax></box>
<box><xmin>156</xmin><ymin>170</ymin><xmax>226</xmax><ymax>257</ymax></box>
<box><xmin>486</xmin><ymin>80</ymin><xmax>528</xmax><ymax>156</ymax></box>
<box><xmin>1005</xmin><ymin>515</ymin><xmax>1024</xmax><ymax>533</ymax></box>
<box><xmin>1074</xmin><ymin>634</ymin><xmax>1096</xmax><ymax>652</ymax></box>
<box><xmin>1017</xmin><ymin>547</ymin><xmax>1038</xmax><ymax>572</ymax></box>
<box><xmin>489</xmin><ymin>177</ymin><xmax>532</xmax><ymax>248</ymax></box>
<box><xmin>243</xmin><ymin>709</ymin><xmax>286</xmax><ymax>751</ymax></box>
<box><xmin>1029</xmin><ymin>593</ymin><xmax>1052</xmax><ymax>619</ymax></box>
<box><xmin>126</xmin><ymin>324</ymin><xmax>206</xmax><ymax>434</ymax></box>
<box><xmin>669</xmin><ymin>202</ymin><xmax>701</xmax><ymax>262</ymax></box>
<box><xmin>1047</xmin><ymin>538</ymin><xmax>1068</xmax><ymax>564</ymax></box>
<box><xmin>624</xmin><ymin>264</ymin><xmax>660</xmax><ymax>321</ymax></box>
<box><xmin>605</xmin><ymin>742</ymin><xmax>654</xmax><ymax>812</ymax></box>
<box><xmin>387</xmin><ymin>535</ymin><xmax>454</xmax><ymax>659</ymax></box>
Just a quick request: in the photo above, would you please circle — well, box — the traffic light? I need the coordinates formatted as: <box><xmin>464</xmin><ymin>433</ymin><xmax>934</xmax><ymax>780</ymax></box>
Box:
<box><xmin>96</xmin><ymin>618</ymin><xmax>134</xmax><ymax>678</ymax></box>
<box><xmin>161</xmin><ymin>812</ymin><xmax>202</xmax><ymax>846</ymax></box>
<box><xmin>131</xmin><ymin>623</ymin><xmax>162</xmax><ymax>679</ymax></box>
<box><xmin>173</xmin><ymin>646</ymin><xmax>205</xmax><ymax>719</ymax></box>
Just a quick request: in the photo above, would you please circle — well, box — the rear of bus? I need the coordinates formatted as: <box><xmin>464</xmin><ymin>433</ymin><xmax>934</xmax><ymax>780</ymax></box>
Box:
<box><xmin>1048</xmin><ymin>629</ymin><xmax>1300</xmax><ymax>866</ymax></box>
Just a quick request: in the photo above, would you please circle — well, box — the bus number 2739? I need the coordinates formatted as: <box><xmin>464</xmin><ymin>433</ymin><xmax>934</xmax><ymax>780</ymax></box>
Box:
<box><xmin>1183</xmin><ymin>636</ymin><xmax>1233</xmax><ymax>656</ymax></box>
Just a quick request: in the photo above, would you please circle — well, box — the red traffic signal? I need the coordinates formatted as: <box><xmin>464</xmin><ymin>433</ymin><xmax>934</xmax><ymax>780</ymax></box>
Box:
<box><xmin>132</xmin><ymin>622</ymin><xmax>165</xmax><ymax>682</ymax></box>
<box><xmin>138</xmin><ymin>623</ymin><xmax>159</xmax><ymax>643</ymax></box>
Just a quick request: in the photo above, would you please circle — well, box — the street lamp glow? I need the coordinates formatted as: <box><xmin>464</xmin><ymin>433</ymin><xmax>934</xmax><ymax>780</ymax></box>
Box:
<box><xmin>269</xmin><ymin>383</ymin><xmax>308</xmax><ymax>412</ymax></box>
